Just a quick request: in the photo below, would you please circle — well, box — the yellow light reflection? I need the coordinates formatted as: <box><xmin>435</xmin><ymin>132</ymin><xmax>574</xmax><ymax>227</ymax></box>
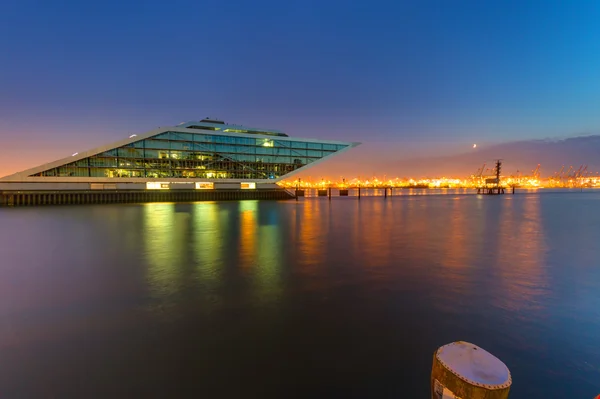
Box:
<box><xmin>253</xmin><ymin>223</ymin><xmax>284</xmax><ymax>304</ymax></box>
<box><xmin>143</xmin><ymin>203</ymin><xmax>187</xmax><ymax>304</ymax></box>
<box><xmin>193</xmin><ymin>202</ymin><xmax>224</xmax><ymax>285</ymax></box>
<box><xmin>239</xmin><ymin>201</ymin><xmax>258</xmax><ymax>268</ymax></box>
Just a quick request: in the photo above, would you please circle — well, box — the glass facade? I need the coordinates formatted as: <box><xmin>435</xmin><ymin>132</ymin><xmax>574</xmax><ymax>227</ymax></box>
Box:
<box><xmin>31</xmin><ymin>131</ymin><xmax>348</xmax><ymax>180</ymax></box>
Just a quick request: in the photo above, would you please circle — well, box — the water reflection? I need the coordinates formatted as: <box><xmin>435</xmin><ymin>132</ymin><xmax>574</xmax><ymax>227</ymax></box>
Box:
<box><xmin>143</xmin><ymin>203</ymin><xmax>183</xmax><ymax>302</ymax></box>
<box><xmin>296</xmin><ymin>200</ymin><xmax>327</xmax><ymax>270</ymax></box>
<box><xmin>238</xmin><ymin>201</ymin><xmax>285</xmax><ymax>304</ymax></box>
<box><xmin>493</xmin><ymin>196</ymin><xmax>547</xmax><ymax>313</ymax></box>
<box><xmin>238</xmin><ymin>201</ymin><xmax>257</xmax><ymax>269</ymax></box>
<box><xmin>254</xmin><ymin>220</ymin><xmax>284</xmax><ymax>304</ymax></box>
<box><xmin>356</xmin><ymin>199</ymin><xmax>393</xmax><ymax>268</ymax></box>
<box><xmin>192</xmin><ymin>202</ymin><xmax>225</xmax><ymax>293</ymax></box>
<box><xmin>1</xmin><ymin>193</ymin><xmax>600</xmax><ymax>398</ymax></box>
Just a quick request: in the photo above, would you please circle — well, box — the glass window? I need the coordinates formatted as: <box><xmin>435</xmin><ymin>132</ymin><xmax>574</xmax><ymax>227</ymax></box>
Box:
<box><xmin>145</xmin><ymin>139</ymin><xmax>169</xmax><ymax>150</ymax></box>
<box><xmin>118</xmin><ymin>158</ymin><xmax>135</xmax><ymax>167</ymax></box>
<box><xmin>143</xmin><ymin>149</ymin><xmax>159</xmax><ymax>159</ymax></box>
<box><xmin>273</xmin><ymin>148</ymin><xmax>291</xmax><ymax>156</ymax></box>
<box><xmin>291</xmin><ymin>149</ymin><xmax>307</xmax><ymax>157</ymax></box>
<box><xmin>169</xmin><ymin>132</ymin><xmax>193</xmax><ymax>141</ymax></box>
<box><xmin>215</xmin><ymin>135</ymin><xmax>235</xmax><ymax>144</ymax></box>
<box><xmin>118</xmin><ymin>147</ymin><xmax>144</xmax><ymax>157</ymax></box>
<box><xmin>55</xmin><ymin>167</ymin><xmax>87</xmax><ymax>177</ymax></box>
<box><xmin>323</xmin><ymin>143</ymin><xmax>336</xmax><ymax>151</ymax></box>
<box><xmin>235</xmin><ymin>137</ymin><xmax>254</xmax><ymax>145</ymax></box>
<box><xmin>274</xmin><ymin>140</ymin><xmax>291</xmax><ymax>148</ymax></box>
<box><xmin>307</xmin><ymin>150</ymin><xmax>322</xmax><ymax>157</ymax></box>
<box><xmin>307</xmin><ymin>142</ymin><xmax>322</xmax><ymax>150</ymax></box>
<box><xmin>291</xmin><ymin>141</ymin><xmax>307</xmax><ymax>149</ymax></box>
<box><xmin>170</xmin><ymin>141</ymin><xmax>193</xmax><ymax>151</ymax></box>
<box><xmin>215</xmin><ymin>144</ymin><xmax>234</xmax><ymax>153</ymax></box>
<box><xmin>194</xmin><ymin>134</ymin><xmax>213</xmax><ymax>143</ymax></box>
<box><xmin>191</xmin><ymin>142</ymin><xmax>215</xmax><ymax>152</ymax></box>
<box><xmin>89</xmin><ymin>157</ymin><xmax>117</xmax><ymax>167</ymax></box>
<box><xmin>256</xmin><ymin>146</ymin><xmax>275</xmax><ymax>155</ymax></box>
<box><xmin>256</xmin><ymin>138</ymin><xmax>274</xmax><ymax>147</ymax></box>
<box><xmin>273</xmin><ymin>156</ymin><xmax>291</xmax><ymax>164</ymax></box>
<box><xmin>90</xmin><ymin>168</ymin><xmax>109</xmax><ymax>177</ymax></box>
<box><xmin>230</xmin><ymin>154</ymin><xmax>254</xmax><ymax>162</ymax></box>
<box><xmin>100</xmin><ymin>149</ymin><xmax>118</xmax><ymax>157</ymax></box>
<box><xmin>153</xmin><ymin>132</ymin><xmax>171</xmax><ymax>140</ymax></box>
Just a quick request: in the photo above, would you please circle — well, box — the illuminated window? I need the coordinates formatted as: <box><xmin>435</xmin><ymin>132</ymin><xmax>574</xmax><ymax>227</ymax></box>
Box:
<box><xmin>186</xmin><ymin>125</ymin><xmax>221</xmax><ymax>131</ymax></box>
<box><xmin>241</xmin><ymin>182</ymin><xmax>256</xmax><ymax>189</ymax></box>
<box><xmin>195</xmin><ymin>182</ymin><xmax>214</xmax><ymax>190</ymax></box>
<box><xmin>146</xmin><ymin>182</ymin><xmax>170</xmax><ymax>190</ymax></box>
<box><xmin>223</xmin><ymin>128</ymin><xmax>248</xmax><ymax>133</ymax></box>
<box><xmin>262</xmin><ymin>139</ymin><xmax>274</xmax><ymax>147</ymax></box>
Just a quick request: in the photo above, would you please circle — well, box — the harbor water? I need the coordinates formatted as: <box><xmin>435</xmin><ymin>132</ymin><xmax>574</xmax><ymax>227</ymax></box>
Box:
<box><xmin>0</xmin><ymin>191</ymin><xmax>599</xmax><ymax>398</ymax></box>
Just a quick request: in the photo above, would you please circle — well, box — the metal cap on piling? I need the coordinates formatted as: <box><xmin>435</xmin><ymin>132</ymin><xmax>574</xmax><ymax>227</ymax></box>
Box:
<box><xmin>431</xmin><ymin>341</ymin><xmax>511</xmax><ymax>399</ymax></box>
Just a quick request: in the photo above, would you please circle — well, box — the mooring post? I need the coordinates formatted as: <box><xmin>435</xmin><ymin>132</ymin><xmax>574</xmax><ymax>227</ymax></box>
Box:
<box><xmin>384</xmin><ymin>187</ymin><xmax>387</xmax><ymax>199</ymax></box>
<box><xmin>431</xmin><ymin>341</ymin><xmax>512</xmax><ymax>399</ymax></box>
<box><xmin>358</xmin><ymin>185</ymin><xmax>361</xmax><ymax>200</ymax></box>
<box><xmin>328</xmin><ymin>186</ymin><xmax>331</xmax><ymax>201</ymax></box>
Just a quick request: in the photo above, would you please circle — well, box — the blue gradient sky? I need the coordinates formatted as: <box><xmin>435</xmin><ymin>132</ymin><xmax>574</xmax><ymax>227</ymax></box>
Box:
<box><xmin>2</xmin><ymin>0</ymin><xmax>600</xmax><ymax>177</ymax></box>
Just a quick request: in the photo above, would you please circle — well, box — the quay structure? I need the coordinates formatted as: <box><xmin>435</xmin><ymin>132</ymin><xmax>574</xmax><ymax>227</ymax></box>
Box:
<box><xmin>0</xmin><ymin>119</ymin><xmax>359</xmax><ymax>206</ymax></box>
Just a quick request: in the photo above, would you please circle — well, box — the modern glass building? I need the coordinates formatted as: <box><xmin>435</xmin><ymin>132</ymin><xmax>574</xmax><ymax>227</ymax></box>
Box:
<box><xmin>0</xmin><ymin>119</ymin><xmax>359</xmax><ymax>199</ymax></box>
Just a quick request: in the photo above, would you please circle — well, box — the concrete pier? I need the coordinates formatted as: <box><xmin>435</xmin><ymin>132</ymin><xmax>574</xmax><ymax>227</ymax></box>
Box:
<box><xmin>0</xmin><ymin>189</ymin><xmax>293</xmax><ymax>207</ymax></box>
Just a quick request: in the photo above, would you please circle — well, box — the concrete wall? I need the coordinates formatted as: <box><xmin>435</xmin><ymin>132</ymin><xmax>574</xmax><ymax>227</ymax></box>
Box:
<box><xmin>0</xmin><ymin>182</ymin><xmax>89</xmax><ymax>191</ymax></box>
<box><xmin>0</xmin><ymin>181</ymin><xmax>281</xmax><ymax>191</ymax></box>
<box><xmin>214</xmin><ymin>183</ymin><xmax>242</xmax><ymax>189</ymax></box>
<box><xmin>170</xmin><ymin>183</ymin><xmax>195</xmax><ymax>190</ymax></box>
<box><xmin>115</xmin><ymin>183</ymin><xmax>146</xmax><ymax>190</ymax></box>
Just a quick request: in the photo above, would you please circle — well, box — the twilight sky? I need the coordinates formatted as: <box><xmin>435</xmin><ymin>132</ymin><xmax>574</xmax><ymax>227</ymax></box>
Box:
<box><xmin>2</xmin><ymin>0</ymin><xmax>600</xmax><ymax>178</ymax></box>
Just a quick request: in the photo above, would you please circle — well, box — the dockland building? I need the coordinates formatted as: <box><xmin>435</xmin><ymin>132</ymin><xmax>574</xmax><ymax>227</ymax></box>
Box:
<box><xmin>0</xmin><ymin>119</ymin><xmax>359</xmax><ymax>206</ymax></box>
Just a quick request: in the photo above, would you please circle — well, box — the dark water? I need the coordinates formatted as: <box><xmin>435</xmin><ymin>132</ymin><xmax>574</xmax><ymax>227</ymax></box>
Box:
<box><xmin>1</xmin><ymin>191</ymin><xmax>599</xmax><ymax>398</ymax></box>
